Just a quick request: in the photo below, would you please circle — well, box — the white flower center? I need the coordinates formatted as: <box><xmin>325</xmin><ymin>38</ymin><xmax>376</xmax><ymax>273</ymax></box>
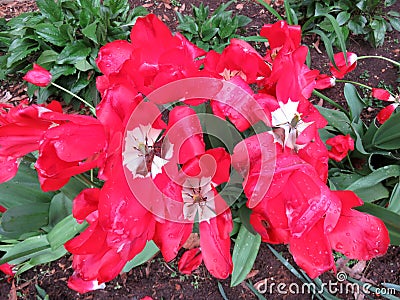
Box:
<box><xmin>270</xmin><ymin>99</ymin><xmax>313</xmax><ymax>150</ymax></box>
<box><xmin>182</xmin><ymin>177</ymin><xmax>216</xmax><ymax>222</ymax></box>
<box><xmin>123</xmin><ymin>124</ymin><xmax>173</xmax><ymax>179</ymax></box>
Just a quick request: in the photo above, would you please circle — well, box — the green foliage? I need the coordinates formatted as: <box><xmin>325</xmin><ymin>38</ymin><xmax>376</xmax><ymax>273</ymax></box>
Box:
<box><xmin>319</xmin><ymin>83</ymin><xmax>400</xmax><ymax>245</ymax></box>
<box><xmin>289</xmin><ymin>0</ymin><xmax>400</xmax><ymax>47</ymax></box>
<box><xmin>0</xmin><ymin>159</ymin><xmax>88</xmax><ymax>273</ymax></box>
<box><xmin>0</xmin><ymin>0</ymin><xmax>147</xmax><ymax>108</ymax></box>
<box><xmin>176</xmin><ymin>1</ymin><xmax>252</xmax><ymax>52</ymax></box>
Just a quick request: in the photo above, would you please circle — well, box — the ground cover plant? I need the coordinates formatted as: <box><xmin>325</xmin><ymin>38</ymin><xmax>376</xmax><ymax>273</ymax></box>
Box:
<box><xmin>0</xmin><ymin>0</ymin><xmax>399</xmax><ymax>299</ymax></box>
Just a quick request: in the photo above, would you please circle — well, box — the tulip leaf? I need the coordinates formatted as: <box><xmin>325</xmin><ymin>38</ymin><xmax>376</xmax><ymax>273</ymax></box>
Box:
<box><xmin>344</xmin><ymin>83</ymin><xmax>365</xmax><ymax>122</ymax></box>
<box><xmin>372</xmin><ymin>112</ymin><xmax>400</xmax><ymax>150</ymax></box>
<box><xmin>0</xmin><ymin>235</ymin><xmax>50</xmax><ymax>265</ymax></box>
<box><xmin>346</xmin><ymin>165</ymin><xmax>400</xmax><ymax>191</ymax></box>
<box><xmin>47</xmin><ymin>214</ymin><xmax>88</xmax><ymax>250</ymax></box>
<box><xmin>388</xmin><ymin>183</ymin><xmax>400</xmax><ymax>214</ymax></box>
<box><xmin>0</xmin><ymin>160</ymin><xmax>55</xmax><ymax>209</ymax></box>
<box><xmin>0</xmin><ymin>203</ymin><xmax>50</xmax><ymax>238</ymax></box>
<box><xmin>47</xmin><ymin>193</ymin><xmax>72</xmax><ymax>228</ymax></box>
<box><xmin>16</xmin><ymin>245</ymin><xmax>67</xmax><ymax>275</ymax></box>
<box><xmin>231</xmin><ymin>224</ymin><xmax>261</xmax><ymax>287</ymax></box>
<box><xmin>356</xmin><ymin>203</ymin><xmax>400</xmax><ymax>245</ymax></box>
<box><xmin>122</xmin><ymin>240</ymin><xmax>159</xmax><ymax>272</ymax></box>
<box><xmin>316</xmin><ymin>106</ymin><xmax>352</xmax><ymax>135</ymax></box>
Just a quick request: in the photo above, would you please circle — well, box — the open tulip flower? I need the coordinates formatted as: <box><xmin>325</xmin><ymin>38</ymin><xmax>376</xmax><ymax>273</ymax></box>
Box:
<box><xmin>0</xmin><ymin>14</ymin><xmax>390</xmax><ymax>294</ymax></box>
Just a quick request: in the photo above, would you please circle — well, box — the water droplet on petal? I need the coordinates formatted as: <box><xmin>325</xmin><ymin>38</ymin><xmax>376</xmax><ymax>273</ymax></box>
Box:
<box><xmin>336</xmin><ymin>243</ymin><xmax>344</xmax><ymax>250</ymax></box>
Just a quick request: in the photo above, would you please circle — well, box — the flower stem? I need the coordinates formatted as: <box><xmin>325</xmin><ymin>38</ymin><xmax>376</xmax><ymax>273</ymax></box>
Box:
<box><xmin>335</xmin><ymin>80</ymin><xmax>372</xmax><ymax>90</ymax></box>
<box><xmin>357</xmin><ymin>55</ymin><xmax>400</xmax><ymax>68</ymax></box>
<box><xmin>51</xmin><ymin>82</ymin><xmax>96</xmax><ymax>116</ymax></box>
<box><xmin>312</xmin><ymin>90</ymin><xmax>350</xmax><ymax>118</ymax></box>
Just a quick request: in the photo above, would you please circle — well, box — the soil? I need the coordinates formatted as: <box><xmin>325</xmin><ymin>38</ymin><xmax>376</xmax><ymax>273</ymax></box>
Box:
<box><xmin>0</xmin><ymin>0</ymin><xmax>399</xmax><ymax>300</ymax></box>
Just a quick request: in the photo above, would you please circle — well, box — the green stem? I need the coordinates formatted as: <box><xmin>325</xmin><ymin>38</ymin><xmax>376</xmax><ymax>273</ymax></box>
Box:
<box><xmin>51</xmin><ymin>82</ymin><xmax>96</xmax><ymax>116</ymax></box>
<box><xmin>255</xmin><ymin>0</ymin><xmax>283</xmax><ymax>20</ymax></box>
<box><xmin>346</xmin><ymin>153</ymin><xmax>355</xmax><ymax>172</ymax></box>
<box><xmin>335</xmin><ymin>80</ymin><xmax>372</xmax><ymax>90</ymax></box>
<box><xmin>74</xmin><ymin>173</ymin><xmax>95</xmax><ymax>188</ymax></box>
<box><xmin>312</xmin><ymin>90</ymin><xmax>350</xmax><ymax>118</ymax></box>
<box><xmin>357</xmin><ymin>55</ymin><xmax>400</xmax><ymax>68</ymax></box>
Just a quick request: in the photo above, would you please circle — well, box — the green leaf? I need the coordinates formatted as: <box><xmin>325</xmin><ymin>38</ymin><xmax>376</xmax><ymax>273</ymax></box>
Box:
<box><xmin>35</xmin><ymin>23</ymin><xmax>69</xmax><ymax>46</ymax></box>
<box><xmin>316</xmin><ymin>106</ymin><xmax>352</xmax><ymax>135</ymax></box>
<box><xmin>348</xmin><ymin>16</ymin><xmax>367</xmax><ymax>35</ymax></box>
<box><xmin>17</xmin><ymin>245</ymin><xmax>66</xmax><ymax>275</ymax></box>
<box><xmin>372</xmin><ymin>112</ymin><xmax>400</xmax><ymax>149</ymax></box>
<box><xmin>389</xmin><ymin>16</ymin><xmax>400</xmax><ymax>31</ymax></box>
<box><xmin>231</xmin><ymin>225</ymin><xmax>261</xmax><ymax>287</ymax></box>
<box><xmin>82</xmin><ymin>21</ymin><xmax>99</xmax><ymax>44</ymax></box>
<box><xmin>201</xmin><ymin>27</ymin><xmax>219</xmax><ymax>42</ymax></box>
<box><xmin>336</xmin><ymin>11</ymin><xmax>350</xmax><ymax>26</ymax></box>
<box><xmin>36</xmin><ymin>0</ymin><xmax>63</xmax><ymax>23</ymax></box>
<box><xmin>47</xmin><ymin>193</ymin><xmax>72</xmax><ymax>227</ymax></box>
<box><xmin>388</xmin><ymin>182</ymin><xmax>400</xmax><ymax>214</ymax></box>
<box><xmin>47</xmin><ymin>215</ymin><xmax>88</xmax><ymax>250</ymax></box>
<box><xmin>346</xmin><ymin>165</ymin><xmax>400</xmax><ymax>191</ymax></box>
<box><xmin>0</xmin><ymin>203</ymin><xmax>50</xmax><ymax>238</ymax></box>
<box><xmin>344</xmin><ymin>83</ymin><xmax>365</xmax><ymax>122</ymax></box>
<box><xmin>123</xmin><ymin>240</ymin><xmax>159</xmax><ymax>272</ymax></box>
<box><xmin>356</xmin><ymin>203</ymin><xmax>400</xmax><ymax>245</ymax></box>
<box><xmin>308</xmin><ymin>29</ymin><xmax>336</xmax><ymax>69</ymax></box>
<box><xmin>57</xmin><ymin>41</ymin><xmax>91</xmax><ymax>65</ymax></box>
<box><xmin>0</xmin><ymin>235</ymin><xmax>50</xmax><ymax>265</ymax></box>
<box><xmin>0</xmin><ymin>160</ymin><xmax>54</xmax><ymax>208</ymax></box>
<box><xmin>36</xmin><ymin>49</ymin><xmax>59</xmax><ymax>66</ymax></box>
<box><xmin>74</xmin><ymin>59</ymin><xmax>94</xmax><ymax>71</ymax></box>
<box><xmin>370</xmin><ymin>18</ymin><xmax>387</xmax><ymax>47</ymax></box>
<box><xmin>321</xmin><ymin>13</ymin><xmax>347</xmax><ymax>58</ymax></box>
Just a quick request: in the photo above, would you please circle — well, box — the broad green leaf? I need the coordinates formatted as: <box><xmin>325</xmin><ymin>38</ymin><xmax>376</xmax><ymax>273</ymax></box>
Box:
<box><xmin>123</xmin><ymin>240</ymin><xmax>159</xmax><ymax>272</ymax></box>
<box><xmin>201</xmin><ymin>27</ymin><xmax>219</xmax><ymax>42</ymax></box>
<box><xmin>308</xmin><ymin>29</ymin><xmax>336</xmax><ymax>68</ymax></box>
<box><xmin>17</xmin><ymin>245</ymin><xmax>67</xmax><ymax>275</ymax></box>
<box><xmin>6</xmin><ymin>44</ymin><xmax>39</xmax><ymax>68</ymax></box>
<box><xmin>0</xmin><ymin>160</ymin><xmax>54</xmax><ymax>208</ymax></box>
<box><xmin>238</xmin><ymin>205</ymin><xmax>257</xmax><ymax>235</ymax></box>
<box><xmin>74</xmin><ymin>59</ymin><xmax>94</xmax><ymax>71</ymax></box>
<box><xmin>316</xmin><ymin>106</ymin><xmax>352</xmax><ymax>135</ymax></box>
<box><xmin>356</xmin><ymin>203</ymin><xmax>400</xmax><ymax>245</ymax></box>
<box><xmin>372</xmin><ymin>112</ymin><xmax>400</xmax><ymax>149</ymax></box>
<box><xmin>346</xmin><ymin>165</ymin><xmax>400</xmax><ymax>191</ymax></box>
<box><xmin>389</xmin><ymin>16</ymin><xmax>400</xmax><ymax>31</ymax></box>
<box><xmin>388</xmin><ymin>183</ymin><xmax>400</xmax><ymax>214</ymax></box>
<box><xmin>36</xmin><ymin>49</ymin><xmax>59</xmax><ymax>66</ymax></box>
<box><xmin>336</xmin><ymin>11</ymin><xmax>350</xmax><ymax>26</ymax></box>
<box><xmin>82</xmin><ymin>22</ymin><xmax>99</xmax><ymax>44</ymax></box>
<box><xmin>231</xmin><ymin>225</ymin><xmax>261</xmax><ymax>287</ymax></box>
<box><xmin>370</xmin><ymin>18</ymin><xmax>387</xmax><ymax>47</ymax></box>
<box><xmin>47</xmin><ymin>215</ymin><xmax>88</xmax><ymax>250</ymax></box>
<box><xmin>344</xmin><ymin>83</ymin><xmax>365</xmax><ymax>122</ymax></box>
<box><xmin>0</xmin><ymin>235</ymin><xmax>50</xmax><ymax>265</ymax></box>
<box><xmin>47</xmin><ymin>193</ymin><xmax>72</xmax><ymax>227</ymax></box>
<box><xmin>36</xmin><ymin>0</ymin><xmax>62</xmax><ymax>22</ymax></box>
<box><xmin>35</xmin><ymin>23</ymin><xmax>69</xmax><ymax>46</ymax></box>
<box><xmin>321</xmin><ymin>13</ymin><xmax>347</xmax><ymax>58</ymax></box>
<box><xmin>57</xmin><ymin>41</ymin><xmax>91</xmax><ymax>65</ymax></box>
<box><xmin>348</xmin><ymin>15</ymin><xmax>367</xmax><ymax>35</ymax></box>
<box><xmin>0</xmin><ymin>203</ymin><xmax>50</xmax><ymax>238</ymax></box>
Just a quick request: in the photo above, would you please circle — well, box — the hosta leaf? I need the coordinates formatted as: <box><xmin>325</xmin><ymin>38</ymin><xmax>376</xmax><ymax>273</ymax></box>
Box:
<box><xmin>231</xmin><ymin>224</ymin><xmax>261</xmax><ymax>287</ymax></box>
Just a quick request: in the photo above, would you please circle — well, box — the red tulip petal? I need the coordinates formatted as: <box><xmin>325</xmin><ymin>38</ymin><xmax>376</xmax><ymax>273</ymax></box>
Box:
<box><xmin>178</xmin><ymin>248</ymin><xmax>203</xmax><ymax>274</ymax></box>
<box><xmin>377</xmin><ymin>104</ymin><xmax>398</xmax><ymax>124</ymax></box>
<box><xmin>22</xmin><ymin>63</ymin><xmax>52</xmax><ymax>87</ymax></box>
<box><xmin>96</xmin><ymin>40</ymin><xmax>134</xmax><ymax>76</ymax></box>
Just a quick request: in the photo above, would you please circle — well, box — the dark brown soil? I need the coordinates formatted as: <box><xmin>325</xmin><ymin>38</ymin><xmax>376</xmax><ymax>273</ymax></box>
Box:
<box><xmin>1</xmin><ymin>0</ymin><xmax>400</xmax><ymax>299</ymax></box>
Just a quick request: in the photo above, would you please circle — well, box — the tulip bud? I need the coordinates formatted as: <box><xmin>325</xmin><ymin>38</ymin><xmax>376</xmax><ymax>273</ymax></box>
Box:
<box><xmin>23</xmin><ymin>63</ymin><xmax>52</xmax><ymax>87</ymax></box>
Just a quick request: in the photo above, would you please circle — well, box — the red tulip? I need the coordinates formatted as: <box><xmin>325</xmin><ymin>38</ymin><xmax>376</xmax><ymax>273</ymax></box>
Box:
<box><xmin>22</xmin><ymin>63</ymin><xmax>52</xmax><ymax>87</ymax></box>
<box><xmin>326</xmin><ymin>134</ymin><xmax>354</xmax><ymax>162</ymax></box>
<box><xmin>329</xmin><ymin>52</ymin><xmax>358</xmax><ymax>79</ymax></box>
<box><xmin>372</xmin><ymin>88</ymin><xmax>398</xmax><ymax>124</ymax></box>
